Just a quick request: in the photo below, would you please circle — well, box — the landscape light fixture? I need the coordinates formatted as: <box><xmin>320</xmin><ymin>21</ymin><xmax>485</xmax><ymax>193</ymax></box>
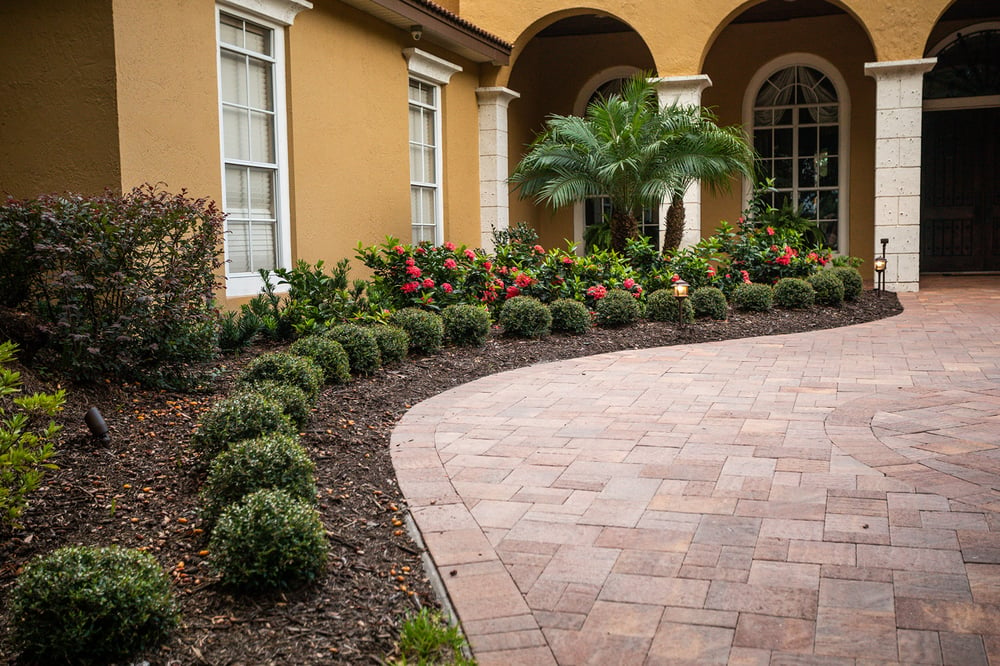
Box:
<box><xmin>672</xmin><ymin>279</ymin><xmax>689</xmax><ymax>326</ymax></box>
<box><xmin>84</xmin><ymin>407</ymin><xmax>109</xmax><ymax>441</ymax></box>
<box><xmin>874</xmin><ymin>237</ymin><xmax>888</xmax><ymax>295</ymax></box>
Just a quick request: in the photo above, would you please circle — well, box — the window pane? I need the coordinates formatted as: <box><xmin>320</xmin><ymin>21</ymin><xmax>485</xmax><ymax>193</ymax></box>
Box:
<box><xmin>774</xmin><ymin>159</ymin><xmax>793</xmax><ymax>189</ymax></box>
<box><xmin>754</xmin><ymin>129</ymin><xmax>772</xmax><ymax>155</ymax></box>
<box><xmin>421</xmin><ymin>187</ymin><xmax>435</xmax><ymax>226</ymax></box>
<box><xmin>820</xmin><ymin>156</ymin><xmax>838</xmax><ymax>187</ymax></box>
<box><xmin>799</xmin><ymin>126</ymin><xmax>818</xmax><ymax>156</ymax></box>
<box><xmin>247</xmin><ymin>58</ymin><xmax>272</xmax><ymax>110</ymax></box>
<box><xmin>422</xmin><ymin>109</ymin><xmax>435</xmax><ymax>147</ymax></box>
<box><xmin>219</xmin><ymin>15</ymin><xmax>243</xmax><ymax>48</ymax></box>
<box><xmin>220</xmin><ymin>52</ymin><xmax>246</xmax><ymax>105</ymax></box>
<box><xmin>249</xmin><ymin>168</ymin><xmax>275</xmax><ymax>219</ymax></box>
<box><xmin>244</xmin><ymin>21</ymin><xmax>271</xmax><ymax>56</ymax></box>
<box><xmin>250</xmin><ymin>110</ymin><xmax>275</xmax><ymax>163</ymax></box>
<box><xmin>409</xmin><ymin>107</ymin><xmax>422</xmax><ymax>143</ymax></box>
<box><xmin>819</xmin><ymin>126</ymin><xmax>839</xmax><ymax>153</ymax></box>
<box><xmin>250</xmin><ymin>222</ymin><xmax>276</xmax><ymax>270</ymax></box>
<box><xmin>819</xmin><ymin>190</ymin><xmax>838</xmax><ymax>219</ymax></box>
<box><xmin>422</xmin><ymin>146</ymin><xmax>435</xmax><ymax>183</ymax></box>
<box><xmin>227</xmin><ymin>220</ymin><xmax>250</xmax><ymax>273</ymax></box>
<box><xmin>799</xmin><ymin>157</ymin><xmax>817</xmax><ymax>187</ymax></box>
<box><xmin>774</xmin><ymin>128</ymin><xmax>793</xmax><ymax>157</ymax></box>
<box><xmin>409</xmin><ymin>80</ymin><xmax>433</xmax><ymax>106</ymax></box>
<box><xmin>225</xmin><ymin>166</ymin><xmax>249</xmax><ymax>217</ymax></box>
<box><xmin>774</xmin><ymin>108</ymin><xmax>793</xmax><ymax>126</ymax></box>
<box><xmin>754</xmin><ymin>109</ymin><xmax>773</xmax><ymax>127</ymax></box>
<box><xmin>409</xmin><ymin>145</ymin><xmax>423</xmax><ymax>182</ymax></box>
<box><xmin>223</xmin><ymin>107</ymin><xmax>249</xmax><ymax>160</ymax></box>
<box><xmin>799</xmin><ymin>190</ymin><xmax>818</xmax><ymax>218</ymax></box>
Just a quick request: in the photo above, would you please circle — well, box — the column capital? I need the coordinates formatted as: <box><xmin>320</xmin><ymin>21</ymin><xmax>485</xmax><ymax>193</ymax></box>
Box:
<box><xmin>476</xmin><ymin>87</ymin><xmax>521</xmax><ymax>107</ymax></box>
<box><xmin>864</xmin><ymin>58</ymin><xmax>937</xmax><ymax>80</ymax></box>
<box><xmin>649</xmin><ymin>75</ymin><xmax>713</xmax><ymax>107</ymax></box>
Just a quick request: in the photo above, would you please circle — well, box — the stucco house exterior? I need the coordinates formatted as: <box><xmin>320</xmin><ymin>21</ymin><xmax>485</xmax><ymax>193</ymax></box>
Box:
<box><xmin>1</xmin><ymin>0</ymin><xmax>997</xmax><ymax>306</ymax></box>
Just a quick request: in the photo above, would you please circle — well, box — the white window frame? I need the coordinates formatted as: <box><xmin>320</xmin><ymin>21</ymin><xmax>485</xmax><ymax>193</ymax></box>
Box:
<box><xmin>404</xmin><ymin>49</ymin><xmax>461</xmax><ymax>246</ymax></box>
<box><xmin>216</xmin><ymin>3</ymin><xmax>295</xmax><ymax>297</ymax></box>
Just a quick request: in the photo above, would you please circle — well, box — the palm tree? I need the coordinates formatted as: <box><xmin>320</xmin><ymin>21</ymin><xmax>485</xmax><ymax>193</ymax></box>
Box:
<box><xmin>509</xmin><ymin>74</ymin><xmax>755</xmax><ymax>253</ymax></box>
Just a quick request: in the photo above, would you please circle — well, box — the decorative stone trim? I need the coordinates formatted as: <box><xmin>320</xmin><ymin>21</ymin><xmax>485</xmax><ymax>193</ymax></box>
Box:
<box><xmin>476</xmin><ymin>87</ymin><xmax>520</xmax><ymax>251</ymax></box>
<box><xmin>217</xmin><ymin>0</ymin><xmax>312</xmax><ymax>26</ymax></box>
<box><xmin>403</xmin><ymin>48</ymin><xmax>462</xmax><ymax>85</ymax></box>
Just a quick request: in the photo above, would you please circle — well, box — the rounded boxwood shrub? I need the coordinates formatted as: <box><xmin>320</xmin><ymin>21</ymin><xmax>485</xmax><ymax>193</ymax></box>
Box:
<box><xmin>549</xmin><ymin>298</ymin><xmax>592</xmax><ymax>335</ymax></box>
<box><xmin>441</xmin><ymin>304</ymin><xmax>491</xmax><ymax>346</ymax></box>
<box><xmin>732</xmin><ymin>282</ymin><xmax>774</xmax><ymax>312</ymax></box>
<box><xmin>209</xmin><ymin>489</ymin><xmax>328</xmax><ymax>591</ymax></box>
<box><xmin>773</xmin><ymin>278</ymin><xmax>815</xmax><ymax>309</ymax></box>
<box><xmin>235</xmin><ymin>380</ymin><xmax>312</xmax><ymax>429</ymax></box>
<box><xmin>389</xmin><ymin>308</ymin><xmax>445</xmax><ymax>355</ymax></box>
<box><xmin>191</xmin><ymin>393</ymin><xmax>296</xmax><ymax>461</ymax></box>
<box><xmin>595</xmin><ymin>289</ymin><xmax>641</xmax><ymax>327</ymax></box>
<box><xmin>646</xmin><ymin>289</ymin><xmax>694</xmax><ymax>323</ymax></box>
<box><xmin>809</xmin><ymin>270</ymin><xmax>845</xmax><ymax>306</ymax></box>
<box><xmin>9</xmin><ymin>545</ymin><xmax>178</xmax><ymax>664</ymax></box>
<box><xmin>831</xmin><ymin>265</ymin><xmax>863</xmax><ymax>301</ymax></box>
<box><xmin>200</xmin><ymin>434</ymin><xmax>316</xmax><ymax>525</ymax></box>
<box><xmin>325</xmin><ymin>323</ymin><xmax>382</xmax><ymax>375</ymax></box>
<box><xmin>499</xmin><ymin>296</ymin><xmax>551</xmax><ymax>338</ymax></box>
<box><xmin>690</xmin><ymin>286</ymin><xmax>728</xmax><ymax>320</ymax></box>
<box><xmin>288</xmin><ymin>335</ymin><xmax>350</xmax><ymax>385</ymax></box>
<box><xmin>369</xmin><ymin>324</ymin><xmax>410</xmax><ymax>364</ymax></box>
<box><xmin>237</xmin><ymin>351</ymin><xmax>324</xmax><ymax>400</ymax></box>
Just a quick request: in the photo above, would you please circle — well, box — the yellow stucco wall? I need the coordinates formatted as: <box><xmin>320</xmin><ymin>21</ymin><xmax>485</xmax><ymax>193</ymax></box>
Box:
<box><xmin>0</xmin><ymin>0</ymin><xmax>121</xmax><ymax>197</ymax></box>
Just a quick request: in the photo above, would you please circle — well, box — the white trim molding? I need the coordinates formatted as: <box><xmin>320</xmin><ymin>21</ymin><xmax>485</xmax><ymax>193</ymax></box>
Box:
<box><xmin>217</xmin><ymin>0</ymin><xmax>312</xmax><ymax>26</ymax></box>
<box><xmin>476</xmin><ymin>86</ymin><xmax>520</xmax><ymax>251</ymax></box>
<box><xmin>403</xmin><ymin>48</ymin><xmax>463</xmax><ymax>85</ymax></box>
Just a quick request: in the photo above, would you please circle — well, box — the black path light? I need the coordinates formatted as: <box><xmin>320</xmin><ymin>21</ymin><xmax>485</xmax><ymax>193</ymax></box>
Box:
<box><xmin>874</xmin><ymin>237</ymin><xmax>888</xmax><ymax>295</ymax></box>
<box><xmin>672</xmin><ymin>279</ymin><xmax>690</xmax><ymax>327</ymax></box>
<box><xmin>84</xmin><ymin>407</ymin><xmax>109</xmax><ymax>441</ymax></box>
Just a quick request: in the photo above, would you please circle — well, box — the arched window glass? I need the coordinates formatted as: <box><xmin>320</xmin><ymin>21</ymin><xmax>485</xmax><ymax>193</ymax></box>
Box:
<box><xmin>753</xmin><ymin>65</ymin><xmax>840</xmax><ymax>249</ymax></box>
<box><xmin>925</xmin><ymin>29</ymin><xmax>1000</xmax><ymax>99</ymax></box>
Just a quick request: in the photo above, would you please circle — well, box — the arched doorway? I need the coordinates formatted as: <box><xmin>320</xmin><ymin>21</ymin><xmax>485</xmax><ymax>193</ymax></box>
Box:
<box><xmin>922</xmin><ymin>15</ymin><xmax>1000</xmax><ymax>272</ymax></box>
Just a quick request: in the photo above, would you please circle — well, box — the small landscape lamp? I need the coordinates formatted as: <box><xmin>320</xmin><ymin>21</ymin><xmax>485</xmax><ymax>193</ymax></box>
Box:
<box><xmin>672</xmin><ymin>279</ymin><xmax>689</xmax><ymax>326</ymax></box>
<box><xmin>84</xmin><ymin>407</ymin><xmax>109</xmax><ymax>442</ymax></box>
<box><xmin>874</xmin><ymin>238</ymin><xmax>889</xmax><ymax>296</ymax></box>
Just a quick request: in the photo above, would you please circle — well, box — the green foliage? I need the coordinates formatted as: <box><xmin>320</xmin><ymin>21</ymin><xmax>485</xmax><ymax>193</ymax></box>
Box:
<box><xmin>831</xmin><ymin>266</ymin><xmax>863</xmax><ymax>301</ymax></box>
<box><xmin>830</xmin><ymin>254</ymin><xmax>864</xmax><ymax>269</ymax></box>
<box><xmin>732</xmin><ymin>283</ymin><xmax>774</xmax><ymax>312</ymax></box>
<box><xmin>389</xmin><ymin>308</ymin><xmax>445</xmax><ymax>355</ymax></box>
<box><xmin>809</xmin><ymin>270</ymin><xmax>845</xmax><ymax>306</ymax></box>
<box><xmin>236</xmin><ymin>381</ymin><xmax>313</xmax><ymax>429</ymax></box>
<box><xmin>288</xmin><ymin>335</ymin><xmax>351</xmax><ymax>385</ymax></box>
<box><xmin>0</xmin><ymin>185</ymin><xmax>223</xmax><ymax>385</ymax></box>
<box><xmin>237</xmin><ymin>351</ymin><xmax>324</xmax><ymax>401</ymax></box>
<box><xmin>200</xmin><ymin>434</ymin><xmax>316</xmax><ymax>526</ymax></box>
<box><xmin>756</xmin><ymin>196</ymin><xmax>826</xmax><ymax>247</ymax></box>
<box><xmin>773</xmin><ymin>278</ymin><xmax>816</xmax><ymax>309</ymax></box>
<box><xmin>9</xmin><ymin>545</ymin><xmax>178</xmax><ymax>664</ymax></box>
<box><xmin>690</xmin><ymin>286</ymin><xmax>728</xmax><ymax>320</ymax></box>
<box><xmin>499</xmin><ymin>296</ymin><xmax>551</xmax><ymax>338</ymax></box>
<box><xmin>370</xmin><ymin>325</ymin><xmax>411</xmax><ymax>364</ymax></box>
<box><xmin>325</xmin><ymin>324</ymin><xmax>382</xmax><ymax>375</ymax></box>
<box><xmin>441</xmin><ymin>305</ymin><xmax>491</xmax><ymax>346</ymax></box>
<box><xmin>218</xmin><ymin>308</ymin><xmax>263</xmax><ymax>353</ymax></box>
<box><xmin>595</xmin><ymin>289</ymin><xmax>641</xmax><ymax>327</ymax></box>
<box><xmin>390</xmin><ymin>608</ymin><xmax>473</xmax><ymax>666</ymax></box>
<box><xmin>0</xmin><ymin>341</ymin><xmax>62</xmax><ymax>529</ymax></box>
<box><xmin>549</xmin><ymin>298</ymin><xmax>592</xmax><ymax>335</ymax></box>
<box><xmin>191</xmin><ymin>393</ymin><xmax>295</xmax><ymax>461</ymax></box>
<box><xmin>645</xmin><ymin>289</ymin><xmax>688</xmax><ymax>322</ymax></box>
<box><xmin>209</xmin><ymin>489</ymin><xmax>328</xmax><ymax>591</ymax></box>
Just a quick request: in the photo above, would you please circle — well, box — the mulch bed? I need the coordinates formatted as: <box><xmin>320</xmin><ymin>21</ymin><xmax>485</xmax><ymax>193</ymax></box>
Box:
<box><xmin>0</xmin><ymin>291</ymin><xmax>902</xmax><ymax>665</ymax></box>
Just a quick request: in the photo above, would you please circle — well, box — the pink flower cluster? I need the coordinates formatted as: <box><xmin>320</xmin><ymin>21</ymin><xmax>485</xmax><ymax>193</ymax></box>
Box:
<box><xmin>586</xmin><ymin>284</ymin><xmax>607</xmax><ymax>300</ymax></box>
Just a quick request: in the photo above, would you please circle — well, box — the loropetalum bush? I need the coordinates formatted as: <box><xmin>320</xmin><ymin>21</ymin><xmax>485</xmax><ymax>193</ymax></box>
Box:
<box><xmin>288</xmin><ymin>335</ymin><xmax>351</xmax><ymax>385</ymax></box>
<box><xmin>389</xmin><ymin>308</ymin><xmax>444</xmax><ymax>355</ymax></box>
<box><xmin>369</xmin><ymin>324</ymin><xmax>410</xmax><ymax>364</ymax></box>
<box><xmin>809</xmin><ymin>270</ymin><xmax>845</xmax><ymax>306</ymax></box>
<box><xmin>732</xmin><ymin>282</ymin><xmax>774</xmax><ymax>312</ymax></box>
<box><xmin>0</xmin><ymin>185</ymin><xmax>223</xmax><ymax>385</ymax></box>
<box><xmin>690</xmin><ymin>287</ymin><xmax>728</xmax><ymax>320</ymax></box>
<box><xmin>831</xmin><ymin>266</ymin><xmax>863</xmax><ymax>301</ymax></box>
<box><xmin>499</xmin><ymin>296</ymin><xmax>552</xmax><ymax>338</ymax></box>
<box><xmin>9</xmin><ymin>545</ymin><xmax>178</xmax><ymax>664</ymax></box>
<box><xmin>549</xmin><ymin>298</ymin><xmax>592</xmax><ymax>335</ymax></box>
<box><xmin>209</xmin><ymin>489</ymin><xmax>328</xmax><ymax>591</ymax></box>
<box><xmin>191</xmin><ymin>393</ymin><xmax>295</xmax><ymax>461</ymax></box>
<box><xmin>325</xmin><ymin>324</ymin><xmax>382</xmax><ymax>376</ymax></box>
<box><xmin>773</xmin><ymin>278</ymin><xmax>816</xmax><ymax>309</ymax></box>
<box><xmin>236</xmin><ymin>381</ymin><xmax>313</xmax><ymax>430</ymax></box>
<box><xmin>237</xmin><ymin>351</ymin><xmax>324</xmax><ymax>401</ymax></box>
<box><xmin>595</xmin><ymin>288</ymin><xmax>641</xmax><ymax>327</ymax></box>
<box><xmin>441</xmin><ymin>304</ymin><xmax>491</xmax><ymax>346</ymax></box>
<box><xmin>200</xmin><ymin>434</ymin><xmax>316</xmax><ymax>526</ymax></box>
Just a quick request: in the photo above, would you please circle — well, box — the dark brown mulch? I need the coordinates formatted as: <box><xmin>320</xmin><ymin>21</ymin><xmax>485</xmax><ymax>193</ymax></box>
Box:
<box><xmin>0</xmin><ymin>291</ymin><xmax>902</xmax><ymax>665</ymax></box>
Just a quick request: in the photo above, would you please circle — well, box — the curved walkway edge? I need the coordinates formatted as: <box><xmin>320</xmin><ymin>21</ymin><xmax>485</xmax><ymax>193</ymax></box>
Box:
<box><xmin>390</xmin><ymin>277</ymin><xmax>1000</xmax><ymax>665</ymax></box>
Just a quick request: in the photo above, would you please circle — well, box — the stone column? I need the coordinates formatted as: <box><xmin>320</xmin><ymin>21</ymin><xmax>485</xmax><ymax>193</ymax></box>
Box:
<box><xmin>476</xmin><ymin>87</ymin><xmax>520</xmax><ymax>251</ymax></box>
<box><xmin>864</xmin><ymin>58</ymin><xmax>936</xmax><ymax>292</ymax></box>
<box><xmin>650</xmin><ymin>75</ymin><xmax>713</xmax><ymax>249</ymax></box>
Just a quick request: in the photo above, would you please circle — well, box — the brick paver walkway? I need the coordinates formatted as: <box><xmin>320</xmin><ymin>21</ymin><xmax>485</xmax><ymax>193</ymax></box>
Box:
<box><xmin>391</xmin><ymin>276</ymin><xmax>1000</xmax><ymax>665</ymax></box>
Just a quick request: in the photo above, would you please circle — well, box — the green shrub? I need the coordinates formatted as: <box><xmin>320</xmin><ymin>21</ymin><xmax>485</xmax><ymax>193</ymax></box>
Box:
<box><xmin>831</xmin><ymin>266</ymin><xmax>864</xmax><ymax>301</ymax></box>
<box><xmin>645</xmin><ymin>289</ymin><xmax>693</xmax><ymax>323</ymax></box>
<box><xmin>209</xmin><ymin>489</ymin><xmax>328</xmax><ymax>591</ymax></box>
<box><xmin>191</xmin><ymin>393</ymin><xmax>295</xmax><ymax>461</ymax></box>
<box><xmin>441</xmin><ymin>304</ymin><xmax>491</xmax><ymax>346</ymax></box>
<box><xmin>499</xmin><ymin>296</ymin><xmax>551</xmax><ymax>338</ymax></box>
<box><xmin>200</xmin><ymin>434</ymin><xmax>316</xmax><ymax>525</ymax></box>
<box><xmin>389</xmin><ymin>308</ymin><xmax>445</xmax><ymax>355</ymax></box>
<box><xmin>236</xmin><ymin>381</ymin><xmax>312</xmax><ymax>429</ymax></box>
<box><xmin>809</xmin><ymin>270</ymin><xmax>845</xmax><ymax>306</ymax></box>
<box><xmin>9</xmin><ymin>545</ymin><xmax>178</xmax><ymax>664</ymax></box>
<box><xmin>394</xmin><ymin>608</ymin><xmax>473</xmax><ymax>665</ymax></box>
<box><xmin>218</xmin><ymin>308</ymin><xmax>263</xmax><ymax>353</ymax></box>
<box><xmin>0</xmin><ymin>185</ymin><xmax>223</xmax><ymax>385</ymax></box>
<box><xmin>732</xmin><ymin>283</ymin><xmax>774</xmax><ymax>312</ymax></box>
<box><xmin>237</xmin><ymin>351</ymin><xmax>324</xmax><ymax>400</ymax></box>
<box><xmin>549</xmin><ymin>298</ymin><xmax>592</xmax><ymax>335</ymax></box>
<box><xmin>773</xmin><ymin>278</ymin><xmax>815</xmax><ymax>309</ymax></box>
<box><xmin>689</xmin><ymin>287</ymin><xmax>728</xmax><ymax>320</ymax></box>
<box><xmin>325</xmin><ymin>323</ymin><xmax>382</xmax><ymax>375</ymax></box>
<box><xmin>289</xmin><ymin>335</ymin><xmax>350</xmax><ymax>385</ymax></box>
<box><xmin>369</xmin><ymin>324</ymin><xmax>410</xmax><ymax>364</ymax></box>
<box><xmin>0</xmin><ymin>341</ymin><xmax>63</xmax><ymax>529</ymax></box>
<box><xmin>595</xmin><ymin>289</ymin><xmax>640</xmax><ymax>327</ymax></box>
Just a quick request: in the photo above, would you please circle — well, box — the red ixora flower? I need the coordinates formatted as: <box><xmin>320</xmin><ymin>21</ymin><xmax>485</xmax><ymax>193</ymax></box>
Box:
<box><xmin>401</xmin><ymin>282</ymin><xmax>419</xmax><ymax>293</ymax></box>
<box><xmin>483</xmin><ymin>261</ymin><xmax>493</xmax><ymax>271</ymax></box>
<box><xmin>562</xmin><ymin>256</ymin><xmax>574</xmax><ymax>265</ymax></box>
<box><xmin>443</xmin><ymin>258</ymin><xmax>457</xmax><ymax>269</ymax></box>
<box><xmin>633</xmin><ymin>287</ymin><xmax>643</xmax><ymax>298</ymax></box>
<box><xmin>707</xmin><ymin>267</ymin><xmax>716</xmax><ymax>276</ymax></box>
<box><xmin>623</xmin><ymin>278</ymin><xmax>636</xmax><ymax>289</ymax></box>
<box><xmin>441</xmin><ymin>282</ymin><xmax>453</xmax><ymax>293</ymax></box>
<box><xmin>393</xmin><ymin>245</ymin><xmax>405</xmax><ymax>254</ymax></box>
<box><xmin>422</xmin><ymin>278</ymin><xmax>435</xmax><ymax>288</ymax></box>
<box><xmin>465</xmin><ymin>249</ymin><xmax>476</xmax><ymax>260</ymax></box>
<box><xmin>415</xmin><ymin>246</ymin><xmax>427</xmax><ymax>255</ymax></box>
<box><xmin>670</xmin><ymin>274</ymin><xmax>680</xmax><ymax>283</ymax></box>
<box><xmin>741</xmin><ymin>270</ymin><xmax>751</xmax><ymax>283</ymax></box>
<box><xmin>586</xmin><ymin>284</ymin><xmax>607</xmax><ymax>300</ymax></box>
<box><xmin>443</xmin><ymin>241</ymin><xmax>456</xmax><ymax>251</ymax></box>
<box><xmin>505</xmin><ymin>285</ymin><xmax>520</xmax><ymax>299</ymax></box>
<box><xmin>766</xmin><ymin>226</ymin><xmax>775</xmax><ymax>236</ymax></box>
<box><xmin>405</xmin><ymin>257</ymin><xmax>415</xmax><ymax>266</ymax></box>
<box><xmin>481</xmin><ymin>290</ymin><xmax>497</xmax><ymax>302</ymax></box>
<box><xmin>406</xmin><ymin>265</ymin><xmax>422</xmax><ymax>278</ymax></box>
<box><xmin>515</xmin><ymin>273</ymin><xmax>533</xmax><ymax>288</ymax></box>
<box><xmin>533</xmin><ymin>244</ymin><xmax>545</xmax><ymax>253</ymax></box>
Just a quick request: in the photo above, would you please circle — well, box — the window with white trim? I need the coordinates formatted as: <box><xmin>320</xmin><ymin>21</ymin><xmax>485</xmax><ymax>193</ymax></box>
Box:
<box><xmin>218</xmin><ymin>10</ymin><xmax>289</xmax><ymax>295</ymax></box>
<box><xmin>409</xmin><ymin>78</ymin><xmax>441</xmax><ymax>244</ymax></box>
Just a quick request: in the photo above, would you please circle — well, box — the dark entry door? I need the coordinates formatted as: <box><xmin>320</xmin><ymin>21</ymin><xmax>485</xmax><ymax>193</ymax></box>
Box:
<box><xmin>921</xmin><ymin>107</ymin><xmax>1000</xmax><ymax>272</ymax></box>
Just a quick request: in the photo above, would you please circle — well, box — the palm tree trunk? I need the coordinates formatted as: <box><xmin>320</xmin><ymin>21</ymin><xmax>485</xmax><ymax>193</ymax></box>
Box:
<box><xmin>662</xmin><ymin>193</ymin><xmax>685</xmax><ymax>254</ymax></box>
<box><xmin>610</xmin><ymin>210</ymin><xmax>638</xmax><ymax>252</ymax></box>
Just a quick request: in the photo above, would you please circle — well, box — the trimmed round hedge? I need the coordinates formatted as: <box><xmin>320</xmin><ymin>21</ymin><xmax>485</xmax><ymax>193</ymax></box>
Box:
<box><xmin>236</xmin><ymin>380</ymin><xmax>313</xmax><ymax>429</ymax></box>
<box><xmin>595</xmin><ymin>289</ymin><xmax>640</xmax><ymax>327</ymax></box>
<box><xmin>690</xmin><ymin>286</ymin><xmax>728</xmax><ymax>320</ymax></box>
<box><xmin>209</xmin><ymin>489</ymin><xmax>328</xmax><ymax>591</ymax></box>
<box><xmin>773</xmin><ymin>278</ymin><xmax>815</xmax><ymax>309</ymax></box>
<box><xmin>288</xmin><ymin>335</ymin><xmax>351</xmax><ymax>385</ymax></box>
<box><xmin>191</xmin><ymin>393</ymin><xmax>296</xmax><ymax>461</ymax></box>
<box><xmin>369</xmin><ymin>324</ymin><xmax>410</xmax><ymax>364</ymax></box>
<box><xmin>732</xmin><ymin>282</ymin><xmax>774</xmax><ymax>312</ymax></box>
<box><xmin>9</xmin><ymin>545</ymin><xmax>178</xmax><ymax>664</ymax></box>
<box><xmin>646</xmin><ymin>289</ymin><xmax>694</xmax><ymax>323</ymax></box>
<box><xmin>441</xmin><ymin>304</ymin><xmax>491</xmax><ymax>346</ymax></box>
<box><xmin>499</xmin><ymin>296</ymin><xmax>551</xmax><ymax>338</ymax></box>
<box><xmin>549</xmin><ymin>298</ymin><xmax>592</xmax><ymax>335</ymax></box>
<box><xmin>389</xmin><ymin>308</ymin><xmax>444</xmax><ymax>355</ymax></box>
<box><xmin>237</xmin><ymin>351</ymin><xmax>324</xmax><ymax>400</ymax></box>
<box><xmin>831</xmin><ymin>266</ymin><xmax>863</xmax><ymax>301</ymax></box>
<box><xmin>809</xmin><ymin>270</ymin><xmax>845</xmax><ymax>306</ymax></box>
<box><xmin>325</xmin><ymin>323</ymin><xmax>382</xmax><ymax>375</ymax></box>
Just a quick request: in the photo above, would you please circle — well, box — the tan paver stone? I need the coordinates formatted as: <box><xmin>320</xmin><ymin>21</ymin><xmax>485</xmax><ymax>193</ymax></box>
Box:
<box><xmin>939</xmin><ymin>632</ymin><xmax>989</xmax><ymax>666</ymax></box>
<box><xmin>819</xmin><ymin>578</ymin><xmax>894</xmax><ymax>611</ymax></box>
<box><xmin>814</xmin><ymin>608</ymin><xmax>897</xmax><ymax>660</ymax></box>
<box><xmin>896</xmin><ymin>629</ymin><xmax>943</xmax><ymax>665</ymax></box>
<box><xmin>705</xmin><ymin>580</ymin><xmax>818</xmax><ymax>619</ymax></box>
<box><xmin>965</xmin><ymin>563</ymin><xmax>1000</xmax><ymax>604</ymax></box>
<box><xmin>646</xmin><ymin>621</ymin><xmax>733</xmax><ymax>664</ymax></box>
<box><xmin>893</xmin><ymin>571</ymin><xmax>973</xmax><ymax>601</ymax></box>
<box><xmin>734</xmin><ymin>613</ymin><xmax>815</xmax><ymax>653</ymax></box>
<box><xmin>543</xmin><ymin>627</ymin><xmax>652</xmax><ymax>665</ymax></box>
<box><xmin>581</xmin><ymin>600</ymin><xmax>664</xmax><ymax>638</ymax></box>
<box><xmin>474</xmin><ymin>646</ymin><xmax>558</xmax><ymax>665</ymax></box>
<box><xmin>747</xmin><ymin>561</ymin><xmax>821</xmax><ymax>590</ymax></box>
<box><xmin>599</xmin><ymin>573</ymin><xmax>709</xmax><ymax>607</ymax></box>
<box><xmin>896</xmin><ymin>597</ymin><xmax>1000</xmax><ymax>634</ymax></box>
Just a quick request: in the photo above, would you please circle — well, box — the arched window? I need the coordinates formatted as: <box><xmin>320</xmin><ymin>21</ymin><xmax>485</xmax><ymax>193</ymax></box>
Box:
<box><xmin>925</xmin><ymin>28</ymin><xmax>1000</xmax><ymax>100</ymax></box>
<box><xmin>752</xmin><ymin>65</ymin><xmax>841</xmax><ymax>249</ymax></box>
